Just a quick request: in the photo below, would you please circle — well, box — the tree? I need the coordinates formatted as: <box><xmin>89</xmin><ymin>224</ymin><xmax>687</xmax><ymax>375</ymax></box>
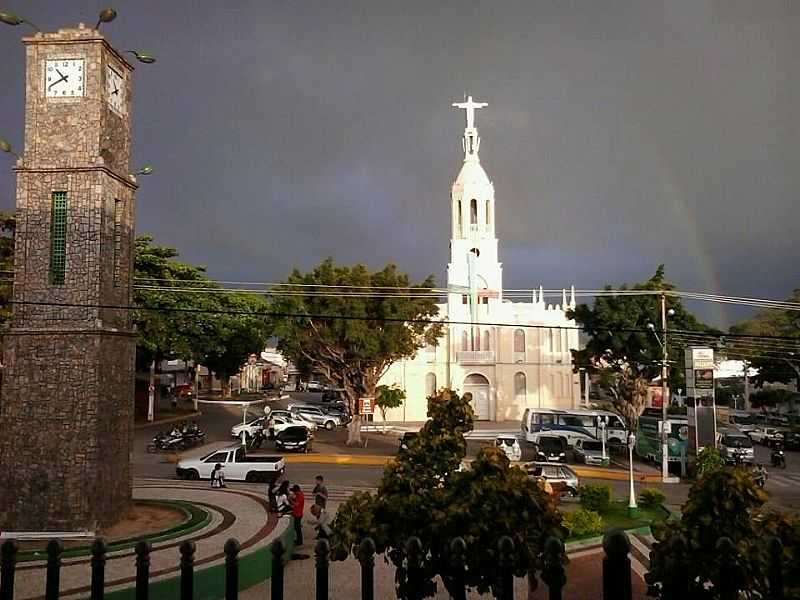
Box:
<box><xmin>199</xmin><ymin>292</ymin><xmax>271</xmax><ymax>397</ymax></box>
<box><xmin>270</xmin><ymin>259</ymin><xmax>443</xmax><ymax>445</ymax></box>
<box><xmin>568</xmin><ymin>266</ymin><xmax>712</xmax><ymax>431</ymax></box>
<box><xmin>375</xmin><ymin>384</ymin><xmax>406</xmax><ymax>433</ymax></box>
<box><xmin>330</xmin><ymin>389</ymin><xmax>565</xmax><ymax>599</ymax></box>
<box><xmin>749</xmin><ymin>388</ymin><xmax>796</xmax><ymax>413</ymax></box>
<box><xmin>646</xmin><ymin>466</ymin><xmax>800</xmax><ymax>598</ymax></box>
<box><xmin>730</xmin><ymin>289</ymin><xmax>800</xmax><ymax>390</ymax></box>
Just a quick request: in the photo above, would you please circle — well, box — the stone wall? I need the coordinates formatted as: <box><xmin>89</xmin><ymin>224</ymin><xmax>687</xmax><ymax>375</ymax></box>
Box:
<box><xmin>0</xmin><ymin>330</ymin><xmax>134</xmax><ymax>530</ymax></box>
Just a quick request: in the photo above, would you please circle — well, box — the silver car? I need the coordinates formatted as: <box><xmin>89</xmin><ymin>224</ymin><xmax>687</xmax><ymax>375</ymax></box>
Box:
<box><xmin>573</xmin><ymin>439</ymin><xmax>606</xmax><ymax>465</ymax></box>
<box><xmin>288</xmin><ymin>405</ymin><xmax>342</xmax><ymax>430</ymax></box>
<box><xmin>524</xmin><ymin>462</ymin><xmax>580</xmax><ymax>497</ymax></box>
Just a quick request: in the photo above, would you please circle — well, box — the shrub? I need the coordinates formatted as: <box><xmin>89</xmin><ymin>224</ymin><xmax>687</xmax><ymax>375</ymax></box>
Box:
<box><xmin>563</xmin><ymin>508</ymin><xmax>604</xmax><ymax>537</ymax></box>
<box><xmin>638</xmin><ymin>488</ymin><xmax>666</xmax><ymax>508</ymax></box>
<box><xmin>579</xmin><ymin>484</ymin><xmax>611</xmax><ymax>512</ymax></box>
<box><xmin>693</xmin><ymin>446</ymin><xmax>725</xmax><ymax>478</ymax></box>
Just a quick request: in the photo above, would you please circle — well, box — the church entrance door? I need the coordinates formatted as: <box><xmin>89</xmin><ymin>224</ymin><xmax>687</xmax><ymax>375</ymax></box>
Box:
<box><xmin>463</xmin><ymin>374</ymin><xmax>491</xmax><ymax>420</ymax></box>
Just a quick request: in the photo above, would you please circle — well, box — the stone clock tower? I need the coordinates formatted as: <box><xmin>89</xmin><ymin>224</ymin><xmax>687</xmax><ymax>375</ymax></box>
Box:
<box><xmin>0</xmin><ymin>24</ymin><xmax>138</xmax><ymax>531</ymax></box>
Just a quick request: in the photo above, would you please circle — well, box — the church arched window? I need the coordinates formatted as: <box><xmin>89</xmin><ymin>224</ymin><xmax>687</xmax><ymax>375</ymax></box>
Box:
<box><xmin>514</xmin><ymin>372</ymin><xmax>526</xmax><ymax>402</ymax></box>
<box><xmin>461</xmin><ymin>330</ymin><xmax>469</xmax><ymax>351</ymax></box>
<box><xmin>457</xmin><ymin>200</ymin><xmax>463</xmax><ymax>233</ymax></box>
<box><xmin>470</xmin><ymin>199</ymin><xmax>477</xmax><ymax>224</ymax></box>
<box><xmin>555</xmin><ymin>328</ymin><xmax>562</xmax><ymax>353</ymax></box>
<box><xmin>514</xmin><ymin>329</ymin><xmax>525</xmax><ymax>354</ymax></box>
<box><xmin>486</xmin><ymin>199</ymin><xmax>491</xmax><ymax>225</ymax></box>
<box><xmin>482</xmin><ymin>330</ymin><xmax>491</xmax><ymax>351</ymax></box>
<box><xmin>425</xmin><ymin>372</ymin><xmax>437</xmax><ymax>397</ymax></box>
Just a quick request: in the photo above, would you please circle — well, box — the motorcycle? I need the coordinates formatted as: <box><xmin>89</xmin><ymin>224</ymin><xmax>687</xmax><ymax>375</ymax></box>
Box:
<box><xmin>752</xmin><ymin>465</ymin><xmax>768</xmax><ymax>489</ymax></box>
<box><xmin>179</xmin><ymin>421</ymin><xmax>206</xmax><ymax>447</ymax></box>
<box><xmin>146</xmin><ymin>429</ymin><xmax>186</xmax><ymax>453</ymax></box>
<box><xmin>771</xmin><ymin>448</ymin><xmax>786</xmax><ymax>469</ymax></box>
<box><xmin>248</xmin><ymin>429</ymin><xmax>267</xmax><ymax>450</ymax></box>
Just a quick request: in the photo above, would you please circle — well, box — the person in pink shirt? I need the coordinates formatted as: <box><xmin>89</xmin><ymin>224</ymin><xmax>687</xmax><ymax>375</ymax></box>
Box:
<box><xmin>290</xmin><ymin>484</ymin><xmax>305</xmax><ymax>545</ymax></box>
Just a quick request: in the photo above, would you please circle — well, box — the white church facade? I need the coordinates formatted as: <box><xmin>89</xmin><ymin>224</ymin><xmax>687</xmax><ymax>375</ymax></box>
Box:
<box><xmin>377</xmin><ymin>97</ymin><xmax>582</xmax><ymax>422</ymax></box>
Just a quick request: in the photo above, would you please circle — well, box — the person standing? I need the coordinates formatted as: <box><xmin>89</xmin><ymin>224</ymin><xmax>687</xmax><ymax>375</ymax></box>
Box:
<box><xmin>290</xmin><ymin>484</ymin><xmax>305</xmax><ymax>545</ymax></box>
<box><xmin>210</xmin><ymin>463</ymin><xmax>225</xmax><ymax>488</ymax></box>
<box><xmin>312</xmin><ymin>475</ymin><xmax>328</xmax><ymax>509</ymax></box>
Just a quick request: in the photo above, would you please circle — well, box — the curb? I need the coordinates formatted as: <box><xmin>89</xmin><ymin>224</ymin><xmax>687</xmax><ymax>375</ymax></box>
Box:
<box><xmin>134</xmin><ymin>411</ymin><xmax>202</xmax><ymax>430</ymax></box>
<box><xmin>278</xmin><ymin>454</ymin><xmax>665</xmax><ymax>482</ymax></box>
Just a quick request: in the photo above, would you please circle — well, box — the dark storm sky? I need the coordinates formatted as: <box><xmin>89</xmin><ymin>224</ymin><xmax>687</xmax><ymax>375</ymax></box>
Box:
<box><xmin>1</xmin><ymin>1</ymin><xmax>798</xmax><ymax>326</ymax></box>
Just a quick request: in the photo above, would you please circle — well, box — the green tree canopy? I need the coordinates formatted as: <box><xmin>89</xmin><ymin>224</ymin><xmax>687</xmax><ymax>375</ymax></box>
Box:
<box><xmin>729</xmin><ymin>289</ymin><xmax>800</xmax><ymax>389</ymax></box>
<box><xmin>270</xmin><ymin>258</ymin><xmax>442</xmax><ymax>444</ymax></box>
<box><xmin>330</xmin><ymin>389</ymin><xmax>565</xmax><ymax>599</ymax></box>
<box><xmin>134</xmin><ymin>235</ymin><xmax>271</xmax><ymax>397</ymax></box>
<box><xmin>199</xmin><ymin>291</ymin><xmax>271</xmax><ymax>396</ymax></box>
<box><xmin>568</xmin><ymin>265</ymin><xmax>713</xmax><ymax>429</ymax></box>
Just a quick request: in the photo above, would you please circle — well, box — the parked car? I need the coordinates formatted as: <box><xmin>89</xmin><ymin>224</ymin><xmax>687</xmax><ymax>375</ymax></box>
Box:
<box><xmin>495</xmin><ymin>435</ymin><xmax>522</xmax><ymax>461</ymax></box>
<box><xmin>230</xmin><ymin>417</ymin><xmax>266</xmax><ymax>439</ymax></box>
<box><xmin>288</xmin><ymin>404</ymin><xmax>343</xmax><ymax>430</ymax></box>
<box><xmin>399</xmin><ymin>432</ymin><xmax>419</xmax><ymax>453</ymax></box>
<box><xmin>266</xmin><ymin>409</ymin><xmax>318</xmax><ymax>431</ymax></box>
<box><xmin>306</xmin><ymin>381</ymin><xmax>326</xmax><ymax>392</ymax></box>
<box><xmin>750</xmin><ymin>427</ymin><xmax>786</xmax><ymax>447</ymax></box>
<box><xmin>573</xmin><ymin>439</ymin><xmax>606</xmax><ymax>465</ymax></box>
<box><xmin>321</xmin><ymin>405</ymin><xmax>352</xmax><ymax>425</ymax></box>
<box><xmin>275</xmin><ymin>426</ymin><xmax>313</xmax><ymax>453</ymax></box>
<box><xmin>175</xmin><ymin>383</ymin><xmax>193</xmax><ymax>399</ymax></box>
<box><xmin>524</xmin><ymin>462</ymin><xmax>580</xmax><ymax>497</ymax></box>
<box><xmin>717</xmin><ymin>431</ymin><xmax>755</xmax><ymax>464</ymax></box>
<box><xmin>176</xmin><ymin>445</ymin><xmax>285</xmax><ymax>483</ymax></box>
<box><xmin>533</xmin><ymin>435</ymin><xmax>568</xmax><ymax>462</ymax></box>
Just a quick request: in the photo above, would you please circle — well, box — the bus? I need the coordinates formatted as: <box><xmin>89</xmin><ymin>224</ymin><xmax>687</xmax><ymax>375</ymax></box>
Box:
<box><xmin>521</xmin><ymin>408</ymin><xmax>628</xmax><ymax>447</ymax></box>
<box><xmin>635</xmin><ymin>409</ymin><xmax>689</xmax><ymax>463</ymax></box>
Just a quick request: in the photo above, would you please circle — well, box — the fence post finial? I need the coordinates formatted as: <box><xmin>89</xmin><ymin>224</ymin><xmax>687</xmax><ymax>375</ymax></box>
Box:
<box><xmin>602</xmin><ymin>530</ymin><xmax>631</xmax><ymax>600</ymax></box>
<box><xmin>271</xmin><ymin>539</ymin><xmax>285</xmax><ymax>600</ymax></box>
<box><xmin>358</xmin><ymin>538</ymin><xmax>376</xmax><ymax>600</ymax></box>
<box><xmin>315</xmin><ymin>539</ymin><xmax>330</xmax><ymax>600</ymax></box>
<box><xmin>542</xmin><ymin>536</ymin><xmax>566</xmax><ymax>600</ymax></box>
<box><xmin>45</xmin><ymin>539</ymin><xmax>63</xmax><ymax>600</ymax></box>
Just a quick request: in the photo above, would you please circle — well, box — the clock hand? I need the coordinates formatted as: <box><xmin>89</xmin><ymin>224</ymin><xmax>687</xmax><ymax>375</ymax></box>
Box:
<box><xmin>112</xmin><ymin>85</ymin><xmax>119</xmax><ymax>95</ymax></box>
<box><xmin>48</xmin><ymin>74</ymin><xmax>67</xmax><ymax>90</ymax></box>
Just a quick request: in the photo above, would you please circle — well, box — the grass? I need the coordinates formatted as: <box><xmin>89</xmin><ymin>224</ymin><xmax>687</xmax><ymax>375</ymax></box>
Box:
<box><xmin>561</xmin><ymin>500</ymin><xmax>670</xmax><ymax>541</ymax></box>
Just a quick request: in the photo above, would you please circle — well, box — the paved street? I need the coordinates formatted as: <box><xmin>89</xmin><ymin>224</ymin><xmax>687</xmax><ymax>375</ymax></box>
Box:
<box><xmin>132</xmin><ymin>393</ymin><xmax>800</xmax><ymax>512</ymax></box>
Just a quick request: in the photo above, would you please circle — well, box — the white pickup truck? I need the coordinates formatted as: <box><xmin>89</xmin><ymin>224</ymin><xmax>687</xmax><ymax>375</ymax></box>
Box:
<box><xmin>176</xmin><ymin>446</ymin><xmax>285</xmax><ymax>483</ymax></box>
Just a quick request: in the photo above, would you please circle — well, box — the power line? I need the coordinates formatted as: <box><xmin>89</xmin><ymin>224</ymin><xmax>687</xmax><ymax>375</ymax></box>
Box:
<box><xmin>9</xmin><ymin>299</ymin><xmax>800</xmax><ymax>344</ymax></box>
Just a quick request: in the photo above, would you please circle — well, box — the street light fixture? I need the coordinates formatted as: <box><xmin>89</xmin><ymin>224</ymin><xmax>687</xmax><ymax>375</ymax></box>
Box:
<box><xmin>0</xmin><ymin>10</ymin><xmax>40</xmax><ymax>31</ymax></box>
<box><xmin>124</xmin><ymin>50</ymin><xmax>157</xmax><ymax>64</ymax></box>
<box><xmin>133</xmin><ymin>164</ymin><xmax>153</xmax><ymax>176</ymax></box>
<box><xmin>95</xmin><ymin>8</ymin><xmax>117</xmax><ymax>30</ymax></box>
<box><xmin>0</xmin><ymin>138</ymin><xmax>19</xmax><ymax>159</ymax></box>
<box><xmin>647</xmin><ymin>301</ymin><xmax>678</xmax><ymax>484</ymax></box>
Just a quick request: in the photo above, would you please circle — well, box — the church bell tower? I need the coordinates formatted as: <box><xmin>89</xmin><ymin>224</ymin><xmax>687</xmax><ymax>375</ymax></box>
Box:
<box><xmin>0</xmin><ymin>24</ymin><xmax>138</xmax><ymax>530</ymax></box>
<box><xmin>447</xmin><ymin>97</ymin><xmax>503</xmax><ymax>349</ymax></box>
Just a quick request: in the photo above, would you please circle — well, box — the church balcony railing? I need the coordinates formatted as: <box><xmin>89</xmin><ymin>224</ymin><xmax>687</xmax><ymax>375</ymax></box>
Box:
<box><xmin>456</xmin><ymin>350</ymin><xmax>495</xmax><ymax>364</ymax></box>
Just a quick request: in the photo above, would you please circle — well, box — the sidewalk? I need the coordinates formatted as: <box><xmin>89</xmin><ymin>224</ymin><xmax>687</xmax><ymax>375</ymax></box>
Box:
<box><xmin>12</xmin><ymin>482</ymin><xmax>290</xmax><ymax>600</ymax></box>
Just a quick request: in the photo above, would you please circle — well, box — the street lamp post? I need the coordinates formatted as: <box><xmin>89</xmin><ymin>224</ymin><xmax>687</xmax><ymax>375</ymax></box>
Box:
<box><xmin>627</xmin><ymin>432</ymin><xmax>638</xmax><ymax>517</ymax></box>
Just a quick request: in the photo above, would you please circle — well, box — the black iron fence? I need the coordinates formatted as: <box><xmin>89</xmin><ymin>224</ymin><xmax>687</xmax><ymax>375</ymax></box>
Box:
<box><xmin>0</xmin><ymin>530</ymin><xmax>788</xmax><ymax>600</ymax></box>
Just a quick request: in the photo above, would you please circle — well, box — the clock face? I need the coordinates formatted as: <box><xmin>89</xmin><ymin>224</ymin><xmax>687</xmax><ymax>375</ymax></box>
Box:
<box><xmin>105</xmin><ymin>65</ymin><xmax>125</xmax><ymax>114</ymax></box>
<box><xmin>45</xmin><ymin>58</ymin><xmax>84</xmax><ymax>98</ymax></box>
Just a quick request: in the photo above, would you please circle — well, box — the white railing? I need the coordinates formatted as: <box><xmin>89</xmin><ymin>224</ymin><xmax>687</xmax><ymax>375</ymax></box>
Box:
<box><xmin>456</xmin><ymin>350</ymin><xmax>495</xmax><ymax>364</ymax></box>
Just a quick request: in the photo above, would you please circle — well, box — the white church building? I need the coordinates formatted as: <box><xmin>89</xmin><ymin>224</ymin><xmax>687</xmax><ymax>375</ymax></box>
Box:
<box><xmin>378</xmin><ymin>97</ymin><xmax>582</xmax><ymax>422</ymax></box>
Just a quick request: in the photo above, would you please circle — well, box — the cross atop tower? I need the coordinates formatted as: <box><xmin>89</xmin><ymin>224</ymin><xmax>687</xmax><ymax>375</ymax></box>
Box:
<box><xmin>452</xmin><ymin>95</ymin><xmax>488</xmax><ymax>130</ymax></box>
